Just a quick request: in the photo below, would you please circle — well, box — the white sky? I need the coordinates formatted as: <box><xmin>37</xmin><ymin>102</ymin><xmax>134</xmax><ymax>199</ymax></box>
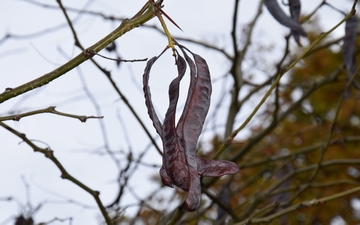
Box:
<box><xmin>0</xmin><ymin>0</ymin><xmax>356</xmax><ymax>224</ymax></box>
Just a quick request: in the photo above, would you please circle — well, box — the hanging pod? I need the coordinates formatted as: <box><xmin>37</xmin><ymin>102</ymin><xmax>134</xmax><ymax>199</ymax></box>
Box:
<box><xmin>143</xmin><ymin>44</ymin><xmax>239</xmax><ymax>211</ymax></box>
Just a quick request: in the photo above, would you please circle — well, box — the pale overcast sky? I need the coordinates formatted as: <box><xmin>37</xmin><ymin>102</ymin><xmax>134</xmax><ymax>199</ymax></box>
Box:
<box><xmin>0</xmin><ymin>0</ymin><xmax>356</xmax><ymax>224</ymax></box>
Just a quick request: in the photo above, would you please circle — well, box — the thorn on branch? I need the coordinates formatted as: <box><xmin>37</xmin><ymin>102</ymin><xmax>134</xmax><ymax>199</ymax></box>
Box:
<box><xmin>159</xmin><ymin>9</ymin><xmax>183</xmax><ymax>32</ymax></box>
<box><xmin>351</xmin><ymin>0</ymin><xmax>358</xmax><ymax>14</ymax></box>
<box><xmin>79</xmin><ymin>116</ymin><xmax>87</xmax><ymax>123</ymax></box>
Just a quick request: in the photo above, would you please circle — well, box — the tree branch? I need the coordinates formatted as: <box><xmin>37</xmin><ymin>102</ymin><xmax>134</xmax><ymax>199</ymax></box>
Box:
<box><xmin>0</xmin><ymin>1</ymin><xmax>158</xmax><ymax>103</ymax></box>
<box><xmin>0</xmin><ymin>121</ymin><xmax>113</xmax><ymax>225</ymax></box>
<box><xmin>235</xmin><ymin>185</ymin><xmax>360</xmax><ymax>224</ymax></box>
<box><xmin>0</xmin><ymin>106</ymin><xmax>103</xmax><ymax>122</ymax></box>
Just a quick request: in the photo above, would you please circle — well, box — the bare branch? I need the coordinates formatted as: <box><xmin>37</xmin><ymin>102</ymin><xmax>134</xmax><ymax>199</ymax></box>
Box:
<box><xmin>0</xmin><ymin>106</ymin><xmax>103</xmax><ymax>122</ymax></box>
<box><xmin>0</xmin><ymin>121</ymin><xmax>113</xmax><ymax>225</ymax></box>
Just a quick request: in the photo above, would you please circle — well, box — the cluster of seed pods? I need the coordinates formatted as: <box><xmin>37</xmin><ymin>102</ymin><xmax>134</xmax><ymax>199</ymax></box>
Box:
<box><xmin>143</xmin><ymin>44</ymin><xmax>239</xmax><ymax>211</ymax></box>
<box><xmin>265</xmin><ymin>1</ymin><xmax>359</xmax><ymax>92</ymax></box>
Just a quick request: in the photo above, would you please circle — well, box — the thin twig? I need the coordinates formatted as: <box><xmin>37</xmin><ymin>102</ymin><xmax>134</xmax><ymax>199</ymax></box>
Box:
<box><xmin>212</xmin><ymin>6</ymin><xmax>356</xmax><ymax>160</ymax></box>
<box><xmin>235</xmin><ymin>185</ymin><xmax>360</xmax><ymax>224</ymax></box>
<box><xmin>94</xmin><ymin>52</ymin><xmax>148</xmax><ymax>63</ymax></box>
<box><xmin>0</xmin><ymin>1</ymin><xmax>158</xmax><ymax>103</ymax></box>
<box><xmin>0</xmin><ymin>121</ymin><xmax>113</xmax><ymax>225</ymax></box>
<box><xmin>0</xmin><ymin>106</ymin><xmax>103</xmax><ymax>122</ymax></box>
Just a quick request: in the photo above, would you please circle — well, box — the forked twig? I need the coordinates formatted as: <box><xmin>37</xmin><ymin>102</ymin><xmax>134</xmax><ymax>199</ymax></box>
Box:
<box><xmin>0</xmin><ymin>121</ymin><xmax>113</xmax><ymax>225</ymax></box>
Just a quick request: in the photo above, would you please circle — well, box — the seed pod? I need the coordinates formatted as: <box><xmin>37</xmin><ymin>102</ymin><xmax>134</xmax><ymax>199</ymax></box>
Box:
<box><xmin>264</xmin><ymin>0</ymin><xmax>306</xmax><ymax>45</ymax></box>
<box><xmin>143</xmin><ymin>56</ymin><xmax>173</xmax><ymax>188</ymax></box>
<box><xmin>342</xmin><ymin>15</ymin><xmax>359</xmax><ymax>91</ymax></box>
<box><xmin>185</xmin><ymin>168</ymin><xmax>201</xmax><ymax>211</ymax></box>
<box><xmin>162</xmin><ymin>55</ymin><xmax>189</xmax><ymax>191</ymax></box>
<box><xmin>143</xmin><ymin>55</ymin><xmax>189</xmax><ymax>190</ymax></box>
<box><xmin>143</xmin><ymin>44</ymin><xmax>240</xmax><ymax>212</ymax></box>
<box><xmin>177</xmin><ymin>48</ymin><xmax>213</xmax><ymax>211</ymax></box>
<box><xmin>143</xmin><ymin>56</ymin><xmax>163</xmax><ymax>137</ymax></box>
<box><xmin>177</xmin><ymin>48</ymin><xmax>212</xmax><ymax>170</ymax></box>
<box><xmin>289</xmin><ymin>0</ymin><xmax>302</xmax><ymax>46</ymax></box>
<box><xmin>289</xmin><ymin>0</ymin><xmax>301</xmax><ymax>20</ymax></box>
<box><xmin>178</xmin><ymin>46</ymin><xmax>239</xmax><ymax>211</ymax></box>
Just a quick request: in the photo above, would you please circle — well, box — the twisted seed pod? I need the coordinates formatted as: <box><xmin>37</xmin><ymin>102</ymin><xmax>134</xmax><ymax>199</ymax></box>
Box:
<box><xmin>289</xmin><ymin>0</ymin><xmax>303</xmax><ymax>46</ymax></box>
<box><xmin>178</xmin><ymin>46</ymin><xmax>239</xmax><ymax>211</ymax></box>
<box><xmin>264</xmin><ymin>0</ymin><xmax>306</xmax><ymax>40</ymax></box>
<box><xmin>143</xmin><ymin>56</ymin><xmax>174</xmax><ymax>188</ymax></box>
<box><xmin>162</xmin><ymin>55</ymin><xmax>189</xmax><ymax>191</ymax></box>
<box><xmin>143</xmin><ymin>45</ymin><xmax>239</xmax><ymax>212</ymax></box>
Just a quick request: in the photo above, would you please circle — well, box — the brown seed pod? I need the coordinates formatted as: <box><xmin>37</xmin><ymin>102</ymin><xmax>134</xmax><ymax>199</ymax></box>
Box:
<box><xmin>289</xmin><ymin>0</ymin><xmax>303</xmax><ymax>46</ymax></box>
<box><xmin>342</xmin><ymin>15</ymin><xmax>359</xmax><ymax>92</ymax></box>
<box><xmin>143</xmin><ymin>43</ymin><xmax>239</xmax><ymax>211</ymax></box>
<box><xmin>264</xmin><ymin>0</ymin><xmax>306</xmax><ymax>46</ymax></box>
